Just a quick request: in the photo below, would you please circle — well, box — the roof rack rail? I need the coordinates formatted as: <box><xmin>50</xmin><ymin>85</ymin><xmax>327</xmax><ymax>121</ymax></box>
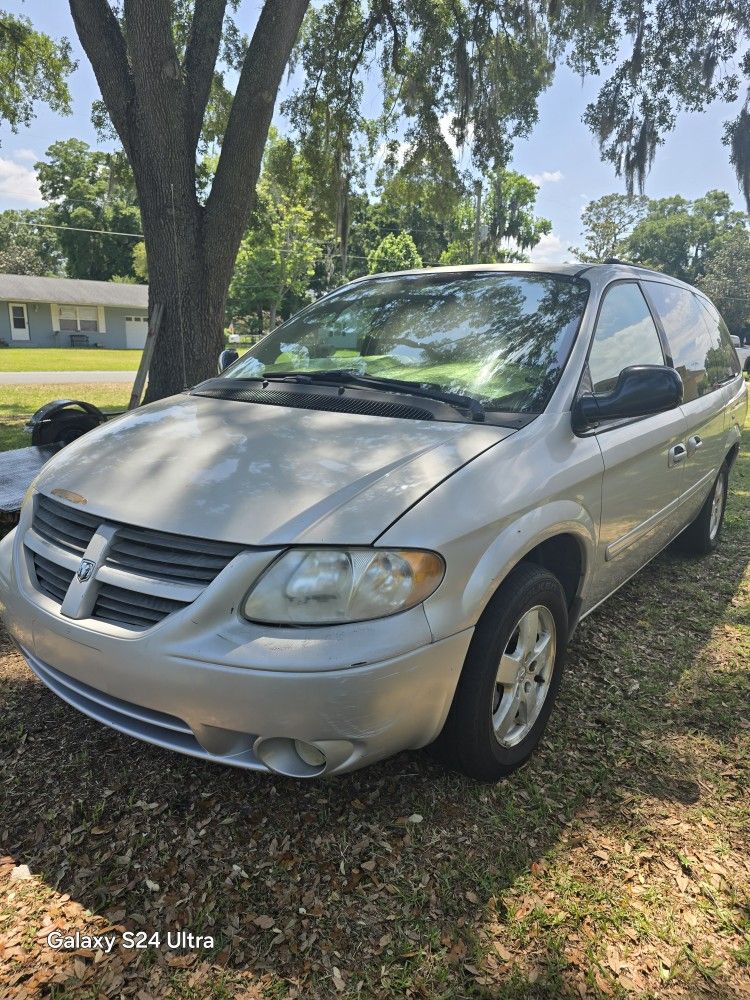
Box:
<box><xmin>602</xmin><ymin>257</ymin><xmax>665</xmax><ymax>275</ymax></box>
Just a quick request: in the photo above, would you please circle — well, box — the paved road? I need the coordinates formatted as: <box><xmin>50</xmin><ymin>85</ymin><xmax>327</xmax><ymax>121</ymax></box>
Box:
<box><xmin>0</xmin><ymin>370</ymin><xmax>136</xmax><ymax>384</ymax></box>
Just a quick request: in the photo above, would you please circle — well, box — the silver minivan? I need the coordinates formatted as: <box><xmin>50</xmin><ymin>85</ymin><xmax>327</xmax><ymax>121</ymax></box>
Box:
<box><xmin>0</xmin><ymin>263</ymin><xmax>745</xmax><ymax>780</ymax></box>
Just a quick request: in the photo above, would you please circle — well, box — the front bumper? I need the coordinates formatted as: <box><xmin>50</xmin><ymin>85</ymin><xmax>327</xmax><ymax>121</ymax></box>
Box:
<box><xmin>0</xmin><ymin>527</ymin><xmax>472</xmax><ymax>776</ymax></box>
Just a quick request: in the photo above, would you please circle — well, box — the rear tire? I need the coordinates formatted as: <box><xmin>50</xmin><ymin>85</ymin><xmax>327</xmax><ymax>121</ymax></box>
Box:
<box><xmin>679</xmin><ymin>464</ymin><xmax>728</xmax><ymax>555</ymax></box>
<box><xmin>428</xmin><ymin>563</ymin><xmax>568</xmax><ymax>781</ymax></box>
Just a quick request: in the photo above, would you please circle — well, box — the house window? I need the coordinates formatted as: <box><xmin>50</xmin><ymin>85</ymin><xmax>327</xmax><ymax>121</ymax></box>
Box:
<box><xmin>58</xmin><ymin>305</ymin><xmax>100</xmax><ymax>333</ymax></box>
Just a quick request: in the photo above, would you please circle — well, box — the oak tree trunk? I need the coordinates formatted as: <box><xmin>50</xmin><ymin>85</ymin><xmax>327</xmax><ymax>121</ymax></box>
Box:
<box><xmin>69</xmin><ymin>0</ymin><xmax>310</xmax><ymax>400</ymax></box>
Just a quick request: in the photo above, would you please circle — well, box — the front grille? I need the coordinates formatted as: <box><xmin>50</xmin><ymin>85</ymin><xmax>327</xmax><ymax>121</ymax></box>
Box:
<box><xmin>193</xmin><ymin>381</ymin><xmax>435</xmax><ymax>421</ymax></box>
<box><xmin>34</xmin><ymin>493</ymin><xmax>99</xmax><ymax>555</ymax></box>
<box><xmin>93</xmin><ymin>583</ymin><xmax>189</xmax><ymax>630</ymax></box>
<box><xmin>33</xmin><ymin>552</ymin><xmax>75</xmax><ymax>604</ymax></box>
<box><xmin>106</xmin><ymin>526</ymin><xmax>244</xmax><ymax>586</ymax></box>
<box><xmin>28</xmin><ymin>494</ymin><xmax>245</xmax><ymax>630</ymax></box>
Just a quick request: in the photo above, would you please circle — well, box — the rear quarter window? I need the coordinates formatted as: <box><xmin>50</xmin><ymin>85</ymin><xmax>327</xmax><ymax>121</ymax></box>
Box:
<box><xmin>697</xmin><ymin>298</ymin><xmax>741</xmax><ymax>381</ymax></box>
<box><xmin>644</xmin><ymin>282</ymin><xmax>733</xmax><ymax>402</ymax></box>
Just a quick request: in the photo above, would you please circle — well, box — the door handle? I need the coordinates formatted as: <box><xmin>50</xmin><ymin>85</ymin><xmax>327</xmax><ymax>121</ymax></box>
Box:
<box><xmin>687</xmin><ymin>435</ymin><xmax>703</xmax><ymax>455</ymax></box>
<box><xmin>668</xmin><ymin>443</ymin><xmax>687</xmax><ymax>467</ymax></box>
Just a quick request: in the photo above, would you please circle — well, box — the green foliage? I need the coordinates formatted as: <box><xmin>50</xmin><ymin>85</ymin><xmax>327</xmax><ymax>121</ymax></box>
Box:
<box><xmin>132</xmin><ymin>242</ymin><xmax>148</xmax><ymax>282</ymax></box>
<box><xmin>571</xmin><ymin>194</ymin><xmax>649</xmax><ymax>263</ymax></box>
<box><xmin>579</xmin><ymin>1</ymin><xmax>750</xmax><ymax>207</ymax></box>
<box><xmin>345</xmin><ymin>164</ymin><xmax>550</xmax><ymax>276</ymax></box>
<box><xmin>0</xmin><ymin>11</ymin><xmax>74</xmax><ymax>134</ymax></box>
<box><xmin>228</xmin><ymin>134</ymin><xmax>319</xmax><ymax>325</ymax></box>
<box><xmin>574</xmin><ymin>189</ymin><xmax>749</xmax><ymax>283</ymax></box>
<box><xmin>35</xmin><ymin>139</ymin><xmax>142</xmax><ymax>281</ymax></box>
<box><xmin>627</xmin><ymin>189</ymin><xmax>747</xmax><ymax>282</ymax></box>
<box><xmin>283</xmin><ymin>1</ymin><xmax>562</xmax><ymax>281</ymax></box>
<box><xmin>439</xmin><ymin>170</ymin><xmax>551</xmax><ymax>265</ymax></box>
<box><xmin>367</xmin><ymin>232</ymin><xmax>423</xmax><ymax>273</ymax></box>
<box><xmin>0</xmin><ymin>208</ymin><xmax>64</xmax><ymax>275</ymax></box>
<box><xmin>698</xmin><ymin>228</ymin><xmax>750</xmax><ymax>334</ymax></box>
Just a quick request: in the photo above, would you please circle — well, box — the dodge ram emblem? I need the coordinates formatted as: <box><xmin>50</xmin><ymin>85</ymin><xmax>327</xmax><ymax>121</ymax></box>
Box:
<box><xmin>77</xmin><ymin>559</ymin><xmax>96</xmax><ymax>583</ymax></box>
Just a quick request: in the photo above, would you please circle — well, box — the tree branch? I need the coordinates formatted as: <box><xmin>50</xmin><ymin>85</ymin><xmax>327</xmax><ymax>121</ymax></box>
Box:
<box><xmin>204</xmin><ymin>0</ymin><xmax>310</xmax><ymax>282</ymax></box>
<box><xmin>68</xmin><ymin>0</ymin><xmax>134</xmax><ymax>155</ymax></box>
<box><xmin>184</xmin><ymin>0</ymin><xmax>228</xmax><ymax>151</ymax></box>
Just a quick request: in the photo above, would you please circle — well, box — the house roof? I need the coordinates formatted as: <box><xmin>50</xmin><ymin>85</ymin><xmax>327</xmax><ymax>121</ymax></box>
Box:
<box><xmin>0</xmin><ymin>273</ymin><xmax>148</xmax><ymax>309</ymax></box>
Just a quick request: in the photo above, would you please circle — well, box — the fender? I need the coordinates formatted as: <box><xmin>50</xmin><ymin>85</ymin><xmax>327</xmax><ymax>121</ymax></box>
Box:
<box><xmin>419</xmin><ymin>500</ymin><xmax>598</xmax><ymax>642</ymax></box>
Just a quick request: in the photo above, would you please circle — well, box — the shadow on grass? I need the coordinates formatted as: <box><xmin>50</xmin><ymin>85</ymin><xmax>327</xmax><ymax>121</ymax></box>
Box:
<box><xmin>0</xmin><ymin>454</ymin><xmax>748</xmax><ymax>998</ymax></box>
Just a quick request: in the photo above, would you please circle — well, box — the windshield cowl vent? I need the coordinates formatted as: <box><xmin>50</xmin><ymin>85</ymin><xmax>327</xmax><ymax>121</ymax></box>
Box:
<box><xmin>192</xmin><ymin>382</ymin><xmax>435</xmax><ymax>421</ymax></box>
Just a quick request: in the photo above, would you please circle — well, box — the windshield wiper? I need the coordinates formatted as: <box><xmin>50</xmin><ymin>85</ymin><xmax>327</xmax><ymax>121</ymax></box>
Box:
<box><xmin>252</xmin><ymin>369</ymin><xmax>486</xmax><ymax>422</ymax></box>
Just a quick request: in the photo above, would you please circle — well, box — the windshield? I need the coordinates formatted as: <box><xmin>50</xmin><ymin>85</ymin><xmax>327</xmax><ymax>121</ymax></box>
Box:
<box><xmin>225</xmin><ymin>271</ymin><xmax>589</xmax><ymax>413</ymax></box>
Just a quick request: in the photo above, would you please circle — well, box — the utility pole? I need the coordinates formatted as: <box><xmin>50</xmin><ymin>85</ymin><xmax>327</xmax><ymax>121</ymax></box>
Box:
<box><xmin>472</xmin><ymin>179</ymin><xmax>483</xmax><ymax>263</ymax></box>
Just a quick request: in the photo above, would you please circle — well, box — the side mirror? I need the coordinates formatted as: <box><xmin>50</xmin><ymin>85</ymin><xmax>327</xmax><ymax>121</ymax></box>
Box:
<box><xmin>218</xmin><ymin>348</ymin><xmax>239</xmax><ymax>374</ymax></box>
<box><xmin>572</xmin><ymin>365</ymin><xmax>683</xmax><ymax>433</ymax></box>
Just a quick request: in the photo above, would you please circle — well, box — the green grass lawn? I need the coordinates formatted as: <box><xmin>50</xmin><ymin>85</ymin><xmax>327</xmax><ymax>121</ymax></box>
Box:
<box><xmin>0</xmin><ymin>348</ymin><xmax>142</xmax><ymax>372</ymax></box>
<box><xmin>0</xmin><ymin>384</ymin><xmax>132</xmax><ymax>451</ymax></box>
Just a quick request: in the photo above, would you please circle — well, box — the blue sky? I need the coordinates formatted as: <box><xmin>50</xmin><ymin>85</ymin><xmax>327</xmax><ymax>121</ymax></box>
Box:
<box><xmin>1</xmin><ymin>0</ymin><xmax>746</xmax><ymax>262</ymax></box>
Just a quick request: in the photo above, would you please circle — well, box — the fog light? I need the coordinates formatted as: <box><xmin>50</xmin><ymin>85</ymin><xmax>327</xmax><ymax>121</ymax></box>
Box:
<box><xmin>294</xmin><ymin>740</ymin><xmax>326</xmax><ymax>767</ymax></box>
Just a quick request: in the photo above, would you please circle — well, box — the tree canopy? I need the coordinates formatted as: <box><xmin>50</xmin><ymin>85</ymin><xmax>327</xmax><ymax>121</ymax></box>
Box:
<box><xmin>0</xmin><ymin>11</ymin><xmax>75</xmax><ymax>135</ymax></box>
<box><xmin>35</xmin><ymin>139</ymin><xmax>142</xmax><ymax>282</ymax></box>
<box><xmin>367</xmin><ymin>232</ymin><xmax>423</xmax><ymax>274</ymax></box>
<box><xmin>574</xmin><ymin>189</ymin><xmax>748</xmax><ymax>282</ymax></box>
<box><xmin>22</xmin><ymin>0</ymin><xmax>746</xmax><ymax>396</ymax></box>
<box><xmin>698</xmin><ymin>228</ymin><xmax>750</xmax><ymax>334</ymax></box>
<box><xmin>0</xmin><ymin>208</ymin><xmax>65</xmax><ymax>276</ymax></box>
<box><xmin>570</xmin><ymin>195</ymin><xmax>649</xmax><ymax>263</ymax></box>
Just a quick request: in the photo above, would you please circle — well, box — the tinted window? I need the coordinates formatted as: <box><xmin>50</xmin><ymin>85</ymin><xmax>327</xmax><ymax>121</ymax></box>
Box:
<box><xmin>588</xmin><ymin>283</ymin><xmax>664</xmax><ymax>393</ymax></box>
<box><xmin>698</xmin><ymin>298</ymin><xmax>740</xmax><ymax>381</ymax></box>
<box><xmin>229</xmin><ymin>272</ymin><xmax>590</xmax><ymax>414</ymax></box>
<box><xmin>645</xmin><ymin>282</ymin><xmax>733</xmax><ymax>401</ymax></box>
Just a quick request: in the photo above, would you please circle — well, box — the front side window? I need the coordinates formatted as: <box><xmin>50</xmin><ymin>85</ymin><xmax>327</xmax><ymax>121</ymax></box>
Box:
<box><xmin>588</xmin><ymin>282</ymin><xmax>664</xmax><ymax>394</ymax></box>
<box><xmin>644</xmin><ymin>282</ymin><xmax>730</xmax><ymax>401</ymax></box>
<box><xmin>225</xmin><ymin>272</ymin><xmax>590</xmax><ymax>414</ymax></box>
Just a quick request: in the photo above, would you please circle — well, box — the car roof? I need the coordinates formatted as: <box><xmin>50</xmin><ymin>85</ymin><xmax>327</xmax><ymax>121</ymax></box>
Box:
<box><xmin>358</xmin><ymin>261</ymin><xmax>696</xmax><ymax>290</ymax></box>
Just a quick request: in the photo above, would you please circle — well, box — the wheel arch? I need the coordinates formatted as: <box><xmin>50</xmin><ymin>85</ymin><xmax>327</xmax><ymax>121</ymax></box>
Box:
<box><xmin>451</xmin><ymin>502</ymin><xmax>596</xmax><ymax>636</ymax></box>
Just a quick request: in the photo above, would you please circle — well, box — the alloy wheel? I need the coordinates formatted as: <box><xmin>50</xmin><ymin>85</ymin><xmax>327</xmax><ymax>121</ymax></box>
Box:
<box><xmin>492</xmin><ymin>605</ymin><xmax>556</xmax><ymax>748</ymax></box>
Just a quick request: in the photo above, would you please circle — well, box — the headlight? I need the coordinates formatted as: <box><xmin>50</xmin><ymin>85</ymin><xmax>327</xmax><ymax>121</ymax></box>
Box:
<box><xmin>243</xmin><ymin>548</ymin><xmax>445</xmax><ymax>625</ymax></box>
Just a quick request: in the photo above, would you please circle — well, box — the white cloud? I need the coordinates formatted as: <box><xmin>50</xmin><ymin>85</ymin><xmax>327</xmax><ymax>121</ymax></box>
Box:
<box><xmin>0</xmin><ymin>156</ymin><xmax>43</xmax><ymax>205</ymax></box>
<box><xmin>527</xmin><ymin>170</ymin><xmax>564</xmax><ymax>186</ymax></box>
<box><xmin>530</xmin><ymin>232</ymin><xmax>569</xmax><ymax>264</ymax></box>
<box><xmin>14</xmin><ymin>148</ymin><xmax>39</xmax><ymax>163</ymax></box>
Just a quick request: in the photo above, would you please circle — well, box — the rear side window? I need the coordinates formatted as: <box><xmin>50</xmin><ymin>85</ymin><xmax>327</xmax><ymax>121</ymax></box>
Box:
<box><xmin>697</xmin><ymin>298</ymin><xmax>740</xmax><ymax>382</ymax></box>
<box><xmin>645</xmin><ymin>282</ymin><xmax>733</xmax><ymax>401</ymax></box>
<box><xmin>588</xmin><ymin>282</ymin><xmax>664</xmax><ymax>394</ymax></box>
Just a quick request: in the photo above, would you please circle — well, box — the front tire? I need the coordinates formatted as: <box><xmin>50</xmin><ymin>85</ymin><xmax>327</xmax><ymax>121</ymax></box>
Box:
<box><xmin>430</xmin><ymin>563</ymin><xmax>568</xmax><ymax>781</ymax></box>
<box><xmin>679</xmin><ymin>463</ymin><xmax>728</xmax><ymax>555</ymax></box>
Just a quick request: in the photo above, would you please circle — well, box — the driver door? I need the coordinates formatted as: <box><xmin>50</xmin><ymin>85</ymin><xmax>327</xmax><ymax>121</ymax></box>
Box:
<box><xmin>584</xmin><ymin>281</ymin><xmax>687</xmax><ymax>607</ymax></box>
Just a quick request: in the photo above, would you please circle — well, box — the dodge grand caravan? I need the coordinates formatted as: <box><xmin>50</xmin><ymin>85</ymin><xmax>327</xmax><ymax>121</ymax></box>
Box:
<box><xmin>0</xmin><ymin>263</ymin><xmax>745</xmax><ymax>780</ymax></box>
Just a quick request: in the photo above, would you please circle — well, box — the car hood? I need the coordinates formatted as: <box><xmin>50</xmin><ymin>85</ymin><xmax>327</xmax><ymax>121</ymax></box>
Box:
<box><xmin>34</xmin><ymin>393</ymin><xmax>513</xmax><ymax>545</ymax></box>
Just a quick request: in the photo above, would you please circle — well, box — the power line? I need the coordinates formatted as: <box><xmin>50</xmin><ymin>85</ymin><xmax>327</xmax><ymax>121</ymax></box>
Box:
<box><xmin>12</xmin><ymin>220</ymin><xmax>143</xmax><ymax>239</ymax></box>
